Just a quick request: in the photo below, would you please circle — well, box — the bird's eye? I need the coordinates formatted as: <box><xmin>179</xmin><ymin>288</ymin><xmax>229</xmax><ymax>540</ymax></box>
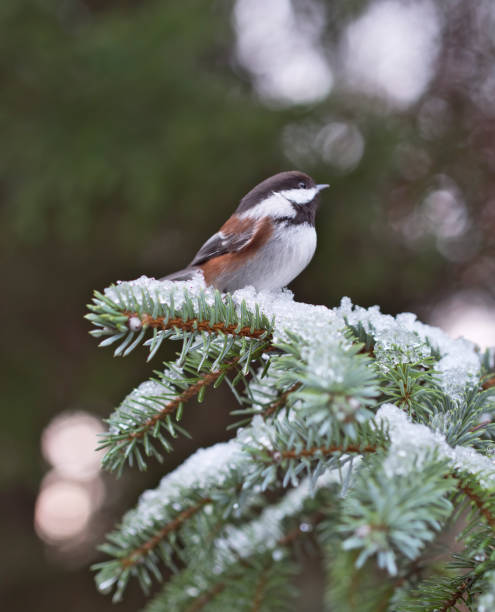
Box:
<box><xmin>298</xmin><ymin>181</ymin><xmax>306</xmax><ymax>188</ymax></box>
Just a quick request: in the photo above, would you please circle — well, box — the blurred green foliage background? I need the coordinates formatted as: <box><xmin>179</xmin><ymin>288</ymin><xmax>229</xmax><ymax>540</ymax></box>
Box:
<box><xmin>2</xmin><ymin>0</ymin><xmax>495</xmax><ymax>609</ymax></box>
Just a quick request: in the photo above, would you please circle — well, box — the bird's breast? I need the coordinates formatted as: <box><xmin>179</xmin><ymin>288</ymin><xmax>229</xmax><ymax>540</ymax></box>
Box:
<box><xmin>217</xmin><ymin>222</ymin><xmax>317</xmax><ymax>291</ymax></box>
<box><xmin>270</xmin><ymin>222</ymin><xmax>317</xmax><ymax>271</ymax></box>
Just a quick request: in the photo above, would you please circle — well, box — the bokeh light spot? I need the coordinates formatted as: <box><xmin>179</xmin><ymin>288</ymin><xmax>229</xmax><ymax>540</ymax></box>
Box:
<box><xmin>283</xmin><ymin>119</ymin><xmax>364</xmax><ymax>172</ymax></box>
<box><xmin>34</xmin><ymin>479</ymin><xmax>93</xmax><ymax>544</ymax></box>
<box><xmin>430</xmin><ymin>292</ymin><xmax>495</xmax><ymax>350</ymax></box>
<box><xmin>341</xmin><ymin>0</ymin><xmax>442</xmax><ymax>108</ymax></box>
<box><xmin>233</xmin><ymin>0</ymin><xmax>333</xmax><ymax>105</ymax></box>
<box><xmin>423</xmin><ymin>189</ymin><xmax>469</xmax><ymax>240</ymax></box>
<box><xmin>41</xmin><ymin>411</ymin><xmax>104</xmax><ymax>480</ymax></box>
<box><xmin>36</xmin><ymin>411</ymin><xmax>106</xmax><ymax>549</ymax></box>
<box><xmin>315</xmin><ymin>122</ymin><xmax>365</xmax><ymax>171</ymax></box>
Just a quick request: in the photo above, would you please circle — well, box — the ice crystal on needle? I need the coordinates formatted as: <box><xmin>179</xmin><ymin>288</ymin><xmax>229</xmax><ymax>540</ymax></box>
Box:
<box><xmin>120</xmin><ymin>437</ymin><xmax>248</xmax><ymax>536</ymax></box>
<box><xmin>118</xmin><ymin>416</ymin><xmax>273</xmax><ymax>536</ymax></box>
<box><xmin>335</xmin><ymin>297</ymin><xmax>481</xmax><ymax>399</ymax></box>
<box><xmin>376</xmin><ymin>403</ymin><xmax>452</xmax><ymax>477</ymax></box>
<box><xmin>377</xmin><ymin>404</ymin><xmax>495</xmax><ymax>487</ymax></box>
<box><xmin>215</xmin><ymin>466</ymin><xmax>349</xmax><ymax>566</ymax></box>
<box><xmin>233</xmin><ymin>284</ymin><xmax>343</xmax><ymax>347</ymax></box>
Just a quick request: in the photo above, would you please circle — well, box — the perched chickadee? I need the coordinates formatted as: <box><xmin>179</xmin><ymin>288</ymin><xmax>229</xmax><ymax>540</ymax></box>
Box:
<box><xmin>162</xmin><ymin>171</ymin><xmax>329</xmax><ymax>291</ymax></box>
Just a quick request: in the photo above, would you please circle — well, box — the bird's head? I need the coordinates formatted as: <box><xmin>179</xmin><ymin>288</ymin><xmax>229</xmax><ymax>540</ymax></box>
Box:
<box><xmin>236</xmin><ymin>171</ymin><xmax>329</xmax><ymax>221</ymax></box>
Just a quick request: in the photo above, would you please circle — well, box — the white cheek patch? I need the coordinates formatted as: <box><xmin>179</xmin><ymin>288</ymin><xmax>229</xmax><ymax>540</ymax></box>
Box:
<box><xmin>240</xmin><ymin>192</ymin><xmax>296</xmax><ymax>220</ymax></box>
<box><xmin>279</xmin><ymin>187</ymin><xmax>318</xmax><ymax>205</ymax></box>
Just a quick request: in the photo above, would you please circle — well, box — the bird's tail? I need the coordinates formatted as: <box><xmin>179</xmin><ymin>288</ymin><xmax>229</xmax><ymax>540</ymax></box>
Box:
<box><xmin>160</xmin><ymin>266</ymin><xmax>202</xmax><ymax>282</ymax></box>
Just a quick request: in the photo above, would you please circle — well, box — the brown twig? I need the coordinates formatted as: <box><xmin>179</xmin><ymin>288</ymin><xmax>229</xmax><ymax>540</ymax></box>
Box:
<box><xmin>274</xmin><ymin>444</ymin><xmax>377</xmax><ymax>460</ymax></box>
<box><xmin>430</xmin><ymin>473</ymin><xmax>495</xmax><ymax>609</ymax></box>
<box><xmin>126</xmin><ymin>311</ymin><xmax>271</xmax><ymax>341</ymax></box>
<box><xmin>482</xmin><ymin>376</ymin><xmax>495</xmax><ymax>390</ymax></box>
<box><xmin>127</xmin><ymin>357</ymin><xmax>240</xmax><ymax>441</ymax></box>
<box><xmin>439</xmin><ymin>576</ymin><xmax>474</xmax><ymax>612</ymax></box>
<box><xmin>121</xmin><ymin>498</ymin><xmax>212</xmax><ymax>569</ymax></box>
<box><xmin>185</xmin><ymin>582</ymin><xmax>226</xmax><ymax>612</ymax></box>
<box><xmin>456</xmin><ymin>481</ymin><xmax>495</xmax><ymax>528</ymax></box>
<box><xmin>262</xmin><ymin>382</ymin><xmax>302</xmax><ymax>418</ymax></box>
<box><xmin>185</xmin><ymin>510</ymin><xmax>325</xmax><ymax>611</ymax></box>
<box><xmin>469</xmin><ymin>419</ymin><xmax>492</xmax><ymax>434</ymax></box>
<box><xmin>251</xmin><ymin>568</ymin><xmax>269</xmax><ymax>612</ymax></box>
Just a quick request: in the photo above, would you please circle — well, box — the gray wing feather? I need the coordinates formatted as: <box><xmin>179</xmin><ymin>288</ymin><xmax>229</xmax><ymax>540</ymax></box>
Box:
<box><xmin>161</xmin><ymin>225</ymin><xmax>255</xmax><ymax>281</ymax></box>
<box><xmin>190</xmin><ymin>229</ymin><xmax>254</xmax><ymax>266</ymax></box>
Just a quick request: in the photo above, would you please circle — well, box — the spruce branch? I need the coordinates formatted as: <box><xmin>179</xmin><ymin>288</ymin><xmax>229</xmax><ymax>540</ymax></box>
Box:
<box><xmin>124</xmin><ymin>358</ymin><xmax>240</xmax><ymax>441</ymax></box>
<box><xmin>395</xmin><ymin>538</ymin><xmax>495</xmax><ymax>612</ymax></box>
<box><xmin>379</xmin><ymin>358</ymin><xmax>440</xmax><ymax>415</ymax></box>
<box><xmin>261</xmin><ymin>382</ymin><xmax>302</xmax><ymax>419</ymax></box>
<box><xmin>101</xmin><ymin>356</ymin><xmax>241</xmax><ymax>473</ymax></box>
<box><xmin>250</xmin><ymin>336</ymin><xmax>381</xmax><ymax>438</ymax></box>
<box><xmin>111</xmin><ymin>498</ymin><xmax>212</xmax><ymax>570</ymax></box>
<box><xmin>424</xmin><ymin>387</ymin><xmax>495</xmax><ymax>450</ymax></box>
<box><xmin>251</xmin><ymin>566</ymin><xmax>270</xmax><ymax>612</ymax></box>
<box><xmin>270</xmin><ymin>443</ymin><xmax>378</xmax><ymax>460</ymax></box>
<box><xmin>336</xmin><ymin>455</ymin><xmax>455</xmax><ymax>577</ymax></box>
<box><xmin>455</xmin><ymin>476</ymin><xmax>495</xmax><ymax>529</ymax></box>
<box><xmin>230</xmin><ymin>376</ymin><xmax>303</xmax><ymax>425</ymax></box>
<box><xmin>439</xmin><ymin>576</ymin><xmax>475</xmax><ymax>612</ymax></box>
<box><xmin>100</xmin><ymin>335</ymin><xmax>272</xmax><ymax>473</ymax></box>
<box><xmin>128</xmin><ymin>311</ymin><xmax>270</xmax><ymax>340</ymax></box>
<box><xmin>93</xmin><ymin>496</ymin><xmax>213</xmax><ymax>601</ymax></box>
<box><xmin>93</xmin><ymin>435</ymin><xmax>262</xmax><ymax>600</ymax></box>
<box><xmin>86</xmin><ymin>282</ymin><xmax>273</xmax><ymax>360</ymax></box>
<box><xmin>345</xmin><ymin>319</ymin><xmax>376</xmax><ymax>357</ymax></box>
<box><xmin>121</xmin><ymin>497</ymin><xmax>212</xmax><ymax>570</ymax></box>
<box><xmin>86</xmin><ymin>280</ymin><xmax>494</xmax><ymax>609</ymax></box>
<box><xmin>397</xmin><ymin>574</ymin><xmax>474</xmax><ymax>612</ymax></box>
<box><xmin>184</xmin><ymin>582</ymin><xmax>226</xmax><ymax>612</ymax></box>
<box><xmin>94</xmin><ymin>487</ymin><xmax>236</xmax><ymax>602</ymax></box>
<box><xmin>245</xmin><ymin>417</ymin><xmax>387</xmax><ymax>491</ymax></box>
<box><xmin>96</xmin><ymin>432</ymin><xmax>344</xmax><ymax>603</ymax></box>
<box><xmin>144</xmin><ymin>482</ymin><xmax>332</xmax><ymax>612</ymax></box>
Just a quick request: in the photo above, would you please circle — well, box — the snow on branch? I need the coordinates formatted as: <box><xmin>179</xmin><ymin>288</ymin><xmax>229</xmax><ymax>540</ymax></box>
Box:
<box><xmin>86</xmin><ymin>275</ymin><xmax>495</xmax><ymax>609</ymax></box>
<box><xmin>86</xmin><ymin>278</ymin><xmax>273</xmax><ymax>361</ymax></box>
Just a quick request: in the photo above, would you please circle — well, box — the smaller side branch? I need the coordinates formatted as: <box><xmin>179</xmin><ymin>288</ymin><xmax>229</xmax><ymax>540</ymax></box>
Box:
<box><xmin>456</xmin><ymin>481</ymin><xmax>495</xmax><ymax>529</ymax></box>
<box><xmin>128</xmin><ymin>358</ymin><xmax>240</xmax><ymax>442</ymax></box>
<box><xmin>274</xmin><ymin>444</ymin><xmax>377</xmax><ymax>461</ymax></box>
<box><xmin>439</xmin><ymin>576</ymin><xmax>474</xmax><ymax>612</ymax></box>
<box><xmin>185</xmin><ymin>510</ymin><xmax>324</xmax><ymax>612</ymax></box>
<box><xmin>251</xmin><ymin>568</ymin><xmax>269</xmax><ymax>612</ymax></box>
<box><xmin>469</xmin><ymin>419</ymin><xmax>492</xmax><ymax>434</ymax></box>
<box><xmin>121</xmin><ymin>498</ymin><xmax>212</xmax><ymax>569</ymax></box>
<box><xmin>185</xmin><ymin>582</ymin><xmax>226</xmax><ymax>612</ymax></box>
<box><xmin>262</xmin><ymin>382</ymin><xmax>302</xmax><ymax>419</ymax></box>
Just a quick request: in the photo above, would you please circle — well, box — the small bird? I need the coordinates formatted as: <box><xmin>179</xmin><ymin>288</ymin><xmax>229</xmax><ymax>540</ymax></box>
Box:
<box><xmin>162</xmin><ymin>171</ymin><xmax>329</xmax><ymax>291</ymax></box>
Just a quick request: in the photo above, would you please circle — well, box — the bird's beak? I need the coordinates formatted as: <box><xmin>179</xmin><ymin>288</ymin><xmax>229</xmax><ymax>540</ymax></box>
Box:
<box><xmin>316</xmin><ymin>184</ymin><xmax>330</xmax><ymax>192</ymax></box>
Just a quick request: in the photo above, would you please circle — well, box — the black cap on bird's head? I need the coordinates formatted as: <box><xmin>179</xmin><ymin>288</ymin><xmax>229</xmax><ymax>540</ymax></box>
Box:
<box><xmin>236</xmin><ymin>171</ymin><xmax>329</xmax><ymax>215</ymax></box>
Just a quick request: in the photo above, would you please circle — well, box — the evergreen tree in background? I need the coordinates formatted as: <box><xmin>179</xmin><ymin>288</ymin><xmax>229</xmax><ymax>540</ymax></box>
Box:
<box><xmin>86</xmin><ymin>276</ymin><xmax>495</xmax><ymax>611</ymax></box>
